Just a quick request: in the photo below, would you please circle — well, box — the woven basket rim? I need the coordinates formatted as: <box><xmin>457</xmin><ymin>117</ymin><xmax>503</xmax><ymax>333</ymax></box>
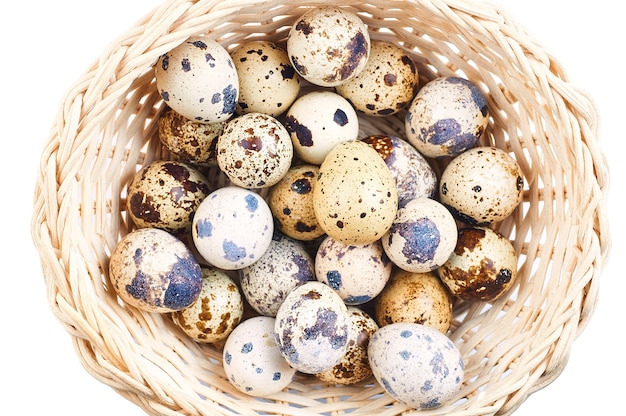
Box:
<box><xmin>31</xmin><ymin>0</ymin><xmax>611</xmax><ymax>415</ymax></box>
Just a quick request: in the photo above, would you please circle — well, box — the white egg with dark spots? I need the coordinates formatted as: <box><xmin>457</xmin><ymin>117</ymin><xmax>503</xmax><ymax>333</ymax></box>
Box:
<box><xmin>315</xmin><ymin>236</ymin><xmax>392</xmax><ymax>305</ymax></box>
<box><xmin>287</xmin><ymin>6</ymin><xmax>370</xmax><ymax>87</ymax></box>
<box><xmin>274</xmin><ymin>281</ymin><xmax>350</xmax><ymax>374</ymax></box>
<box><xmin>109</xmin><ymin>228</ymin><xmax>202</xmax><ymax>313</ymax></box>
<box><xmin>382</xmin><ymin>197</ymin><xmax>457</xmax><ymax>273</ymax></box>
<box><xmin>192</xmin><ymin>186</ymin><xmax>273</xmax><ymax>270</ymax></box>
<box><xmin>284</xmin><ymin>91</ymin><xmax>359</xmax><ymax>165</ymax></box>
<box><xmin>368</xmin><ymin>322</ymin><xmax>464</xmax><ymax>410</ymax></box>
<box><xmin>155</xmin><ymin>36</ymin><xmax>238</xmax><ymax>124</ymax></box>
<box><xmin>223</xmin><ymin>316</ymin><xmax>297</xmax><ymax>396</ymax></box>
<box><xmin>405</xmin><ymin>76</ymin><xmax>488</xmax><ymax>158</ymax></box>
<box><xmin>217</xmin><ymin>112</ymin><xmax>293</xmax><ymax>189</ymax></box>
<box><xmin>239</xmin><ymin>232</ymin><xmax>315</xmax><ymax>317</ymax></box>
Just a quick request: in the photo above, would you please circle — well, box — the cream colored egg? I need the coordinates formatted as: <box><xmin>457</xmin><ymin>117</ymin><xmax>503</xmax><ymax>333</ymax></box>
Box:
<box><xmin>313</xmin><ymin>140</ymin><xmax>398</xmax><ymax>246</ymax></box>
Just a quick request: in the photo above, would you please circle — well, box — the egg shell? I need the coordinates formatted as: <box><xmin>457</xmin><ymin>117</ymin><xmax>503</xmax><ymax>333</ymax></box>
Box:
<box><xmin>362</xmin><ymin>135</ymin><xmax>437</xmax><ymax>207</ymax></box>
<box><xmin>368</xmin><ymin>322</ymin><xmax>464</xmax><ymax>410</ymax></box>
<box><xmin>335</xmin><ymin>41</ymin><xmax>418</xmax><ymax>116</ymax></box>
<box><xmin>155</xmin><ymin>36</ymin><xmax>238</xmax><ymax>124</ymax></box>
<box><xmin>192</xmin><ymin>186</ymin><xmax>273</xmax><ymax>270</ymax></box>
<box><xmin>405</xmin><ymin>76</ymin><xmax>488</xmax><ymax>158</ymax></box>
<box><xmin>313</xmin><ymin>140</ymin><xmax>398</xmax><ymax>246</ymax></box>
<box><xmin>217</xmin><ymin>112</ymin><xmax>293</xmax><ymax>189</ymax></box>
<box><xmin>239</xmin><ymin>232</ymin><xmax>315</xmax><ymax>317</ymax></box>
<box><xmin>158</xmin><ymin>107</ymin><xmax>224</xmax><ymax>167</ymax></box>
<box><xmin>315</xmin><ymin>306</ymin><xmax>379</xmax><ymax>385</ymax></box>
<box><xmin>284</xmin><ymin>91</ymin><xmax>359</xmax><ymax>165</ymax></box>
<box><xmin>382</xmin><ymin>197</ymin><xmax>457</xmax><ymax>273</ymax></box>
<box><xmin>287</xmin><ymin>6</ymin><xmax>370</xmax><ymax>87</ymax></box>
<box><xmin>223</xmin><ymin>316</ymin><xmax>297</xmax><ymax>396</ymax></box>
<box><xmin>109</xmin><ymin>228</ymin><xmax>202</xmax><ymax>313</ymax></box>
<box><xmin>126</xmin><ymin>160</ymin><xmax>212</xmax><ymax>234</ymax></box>
<box><xmin>231</xmin><ymin>41</ymin><xmax>300</xmax><ymax>117</ymax></box>
<box><xmin>172</xmin><ymin>266</ymin><xmax>243</xmax><ymax>343</ymax></box>
<box><xmin>268</xmin><ymin>164</ymin><xmax>324</xmax><ymax>241</ymax></box>
<box><xmin>439</xmin><ymin>146</ymin><xmax>524</xmax><ymax>225</ymax></box>
<box><xmin>315</xmin><ymin>236</ymin><xmax>392</xmax><ymax>305</ymax></box>
<box><xmin>437</xmin><ymin>226</ymin><xmax>518</xmax><ymax>302</ymax></box>
<box><xmin>274</xmin><ymin>281</ymin><xmax>350</xmax><ymax>374</ymax></box>
<box><xmin>374</xmin><ymin>269</ymin><xmax>453</xmax><ymax>334</ymax></box>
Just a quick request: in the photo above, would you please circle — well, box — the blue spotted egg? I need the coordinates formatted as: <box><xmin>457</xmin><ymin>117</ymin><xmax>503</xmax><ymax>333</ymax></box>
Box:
<box><xmin>274</xmin><ymin>281</ymin><xmax>350</xmax><ymax>374</ymax></box>
<box><xmin>382</xmin><ymin>197</ymin><xmax>457</xmax><ymax>273</ymax></box>
<box><xmin>315</xmin><ymin>236</ymin><xmax>392</xmax><ymax>305</ymax></box>
<box><xmin>108</xmin><ymin>228</ymin><xmax>202</xmax><ymax>313</ymax></box>
<box><xmin>155</xmin><ymin>36</ymin><xmax>238</xmax><ymax>124</ymax></box>
<box><xmin>405</xmin><ymin>76</ymin><xmax>488</xmax><ymax>158</ymax></box>
<box><xmin>191</xmin><ymin>186</ymin><xmax>273</xmax><ymax>270</ymax></box>
<box><xmin>368</xmin><ymin>322</ymin><xmax>464</xmax><ymax>410</ymax></box>
<box><xmin>223</xmin><ymin>316</ymin><xmax>297</xmax><ymax>396</ymax></box>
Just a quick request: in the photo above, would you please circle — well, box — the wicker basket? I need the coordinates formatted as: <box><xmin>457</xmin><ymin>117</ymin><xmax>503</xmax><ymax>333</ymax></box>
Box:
<box><xmin>31</xmin><ymin>0</ymin><xmax>611</xmax><ymax>414</ymax></box>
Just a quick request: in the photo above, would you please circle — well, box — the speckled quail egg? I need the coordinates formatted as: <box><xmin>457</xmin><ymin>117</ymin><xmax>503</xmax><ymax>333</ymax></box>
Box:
<box><xmin>223</xmin><ymin>316</ymin><xmax>297</xmax><ymax>396</ymax></box>
<box><xmin>284</xmin><ymin>91</ymin><xmax>359</xmax><ymax>165</ymax></box>
<box><xmin>315</xmin><ymin>307</ymin><xmax>379</xmax><ymax>385</ymax></box>
<box><xmin>126</xmin><ymin>160</ymin><xmax>212</xmax><ymax>234</ymax></box>
<box><xmin>368</xmin><ymin>322</ymin><xmax>464</xmax><ymax>410</ymax></box>
<box><xmin>374</xmin><ymin>269</ymin><xmax>453</xmax><ymax>334</ymax></box>
<box><xmin>313</xmin><ymin>140</ymin><xmax>398</xmax><ymax>246</ymax></box>
<box><xmin>315</xmin><ymin>236</ymin><xmax>392</xmax><ymax>305</ymax></box>
<box><xmin>192</xmin><ymin>186</ymin><xmax>273</xmax><ymax>270</ymax></box>
<box><xmin>362</xmin><ymin>135</ymin><xmax>437</xmax><ymax>207</ymax></box>
<box><xmin>109</xmin><ymin>228</ymin><xmax>202</xmax><ymax>313</ymax></box>
<box><xmin>382</xmin><ymin>197</ymin><xmax>457</xmax><ymax>273</ymax></box>
<box><xmin>231</xmin><ymin>41</ymin><xmax>300</xmax><ymax>117</ymax></box>
<box><xmin>438</xmin><ymin>226</ymin><xmax>518</xmax><ymax>302</ymax></box>
<box><xmin>217</xmin><ymin>112</ymin><xmax>293</xmax><ymax>189</ymax></box>
<box><xmin>405</xmin><ymin>76</ymin><xmax>488</xmax><ymax>158</ymax></box>
<box><xmin>287</xmin><ymin>6</ymin><xmax>370</xmax><ymax>87</ymax></box>
<box><xmin>172</xmin><ymin>266</ymin><xmax>243</xmax><ymax>343</ymax></box>
<box><xmin>155</xmin><ymin>36</ymin><xmax>238</xmax><ymax>124</ymax></box>
<box><xmin>268</xmin><ymin>164</ymin><xmax>324</xmax><ymax>241</ymax></box>
<box><xmin>335</xmin><ymin>41</ymin><xmax>418</xmax><ymax>116</ymax></box>
<box><xmin>274</xmin><ymin>281</ymin><xmax>350</xmax><ymax>374</ymax></box>
<box><xmin>158</xmin><ymin>106</ymin><xmax>225</xmax><ymax>167</ymax></box>
<box><xmin>439</xmin><ymin>146</ymin><xmax>524</xmax><ymax>225</ymax></box>
<box><xmin>239</xmin><ymin>232</ymin><xmax>315</xmax><ymax>317</ymax></box>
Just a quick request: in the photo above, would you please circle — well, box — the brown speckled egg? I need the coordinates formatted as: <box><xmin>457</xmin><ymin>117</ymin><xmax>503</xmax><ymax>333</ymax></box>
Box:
<box><xmin>158</xmin><ymin>106</ymin><xmax>224</xmax><ymax>167</ymax></box>
<box><xmin>315</xmin><ymin>236</ymin><xmax>392</xmax><ymax>305</ymax></box>
<box><xmin>231</xmin><ymin>41</ymin><xmax>300</xmax><ymax>117</ymax></box>
<box><xmin>267</xmin><ymin>164</ymin><xmax>324</xmax><ymax>241</ymax></box>
<box><xmin>155</xmin><ymin>36</ymin><xmax>238</xmax><ymax>124</ymax></box>
<box><xmin>382</xmin><ymin>197</ymin><xmax>457</xmax><ymax>273</ymax></box>
<box><xmin>239</xmin><ymin>232</ymin><xmax>315</xmax><ymax>317</ymax></box>
<box><xmin>438</xmin><ymin>226</ymin><xmax>518</xmax><ymax>302</ymax></box>
<box><xmin>126</xmin><ymin>160</ymin><xmax>212</xmax><ymax>234</ymax></box>
<box><xmin>172</xmin><ymin>266</ymin><xmax>244</xmax><ymax>343</ymax></box>
<box><xmin>284</xmin><ymin>91</ymin><xmax>359</xmax><ymax>165</ymax></box>
<box><xmin>362</xmin><ymin>135</ymin><xmax>437</xmax><ymax>207</ymax></box>
<box><xmin>439</xmin><ymin>146</ymin><xmax>524</xmax><ymax>225</ymax></box>
<box><xmin>313</xmin><ymin>140</ymin><xmax>398</xmax><ymax>246</ymax></box>
<box><xmin>109</xmin><ymin>228</ymin><xmax>202</xmax><ymax>313</ymax></box>
<box><xmin>335</xmin><ymin>41</ymin><xmax>418</xmax><ymax>116</ymax></box>
<box><xmin>217</xmin><ymin>112</ymin><xmax>293</xmax><ymax>189</ymax></box>
<box><xmin>287</xmin><ymin>6</ymin><xmax>370</xmax><ymax>87</ymax></box>
<box><xmin>405</xmin><ymin>76</ymin><xmax>488</xmax><ymax>158</ymax></box>
<box><xmin>315</xmin><ymin>306</ymin><xmax>379</xmax><ymax>385</ymax></box>
<box><xmin>374</xmin><ymin>269</ymin><xmax>453</xmax><ymax>334</ymax></box>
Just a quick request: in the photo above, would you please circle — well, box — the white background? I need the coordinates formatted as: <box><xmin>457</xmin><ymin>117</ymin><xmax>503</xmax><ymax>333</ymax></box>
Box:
<box><xmin>4</xmin><ymin>1</ymin><xmax>622</xmax><ymax>414</ymax></box>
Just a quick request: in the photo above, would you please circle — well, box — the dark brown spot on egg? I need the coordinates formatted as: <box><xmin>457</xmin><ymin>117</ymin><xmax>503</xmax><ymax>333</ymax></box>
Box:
<box><xmin>454</xmin><ymin>227</ymin><xmax>486</xmax><ymax>255</ymax></box>
<box><xmin>295</xmin><ymin>19</ymin><xmax>313</xmax><ymax>35</ymax></box>
<box><xmin>339</xmin><ymin>31</ymin><xmax>368</xmax><ymax>81</ymax></box>
<box><xmin>383</xmin><ymin>73</ymin><xmax>397</xmax><ymax>86</ymax></box>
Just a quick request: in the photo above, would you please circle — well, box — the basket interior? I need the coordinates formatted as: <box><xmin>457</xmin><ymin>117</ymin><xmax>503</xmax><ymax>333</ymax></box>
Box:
<box><xmin>33</xmin><ymin>0</ymin><xmax>610</xmax><ymax>415</ymax></box>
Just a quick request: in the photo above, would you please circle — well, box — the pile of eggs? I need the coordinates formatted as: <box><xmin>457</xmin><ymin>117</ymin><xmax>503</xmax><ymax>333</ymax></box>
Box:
<box><xmin>108</xmin><ymin>6</ymin><xmax>525</xmax><ymax>410</ymax></box>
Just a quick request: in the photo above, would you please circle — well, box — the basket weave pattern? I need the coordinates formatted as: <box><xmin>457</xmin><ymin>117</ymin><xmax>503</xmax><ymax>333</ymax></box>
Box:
<box><xmin>32</xmin><ymin>0</ymin><xmax>610</xmax><ymax>414</ymax></box>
